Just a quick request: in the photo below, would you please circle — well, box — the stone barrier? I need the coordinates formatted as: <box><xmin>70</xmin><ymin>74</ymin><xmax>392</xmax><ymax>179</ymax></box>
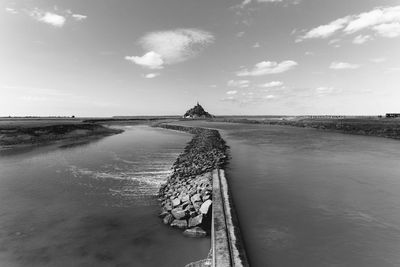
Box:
<box><xmin>156</xmin><ymin>123</ymin><xmax>249</xmax><ymax>266</ymax></box>
<box><xmin>212</xmin><ymin>169</ymin><xmax>249</xmax><ymax>267</ymax></box>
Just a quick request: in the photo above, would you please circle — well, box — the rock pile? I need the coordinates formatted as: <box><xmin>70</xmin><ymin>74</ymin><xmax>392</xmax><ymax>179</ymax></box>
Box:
<box><xmin>157</xmin><ymin>124</ymin><xmax>228</xmax><ymax>236</ymax></box>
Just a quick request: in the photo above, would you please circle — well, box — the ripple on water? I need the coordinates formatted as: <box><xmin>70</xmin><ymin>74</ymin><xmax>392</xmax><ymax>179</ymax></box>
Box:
<box><xmin>66</xmin><ymin>155</ymin><xmax>173</xmax><ymax>206</ymax></box>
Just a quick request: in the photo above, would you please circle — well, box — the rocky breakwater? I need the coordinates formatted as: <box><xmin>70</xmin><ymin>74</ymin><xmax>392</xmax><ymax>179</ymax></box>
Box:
<box><xmin>157</xmin><ymin>124</ymin><xmax>227</xmax><ymax>237</ymax></box>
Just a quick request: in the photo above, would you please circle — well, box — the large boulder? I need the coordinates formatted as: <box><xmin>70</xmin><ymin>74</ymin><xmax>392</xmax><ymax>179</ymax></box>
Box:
<box><xmin>171</xmin><ymin>207</ymin><xmax>186</xmax><ymax>220</ymax></box>
<box><xmin>188</xmin><ymin>214</ymin><xmax>203</xmax><ymax>228</ymax></box>
<box><xmin>159</xmin><ymin>211</ymin><xmax>169</xmax><ymax>218</ymax></box>
<box><xmin>193</xmin><ymin>201</ymin><xmax>202</xmax><ymax>211</ymax></box>
<box><xmin>172</xmin><ymin>198</ymin><xmax>181</xmax><ymax>207</ymax></box>
<box><xmin>202</xmin><ymin>194</ymin><xmax>211</xmax><ymax>201</ymax></box>
<box><xmin>171</xmin><ymin>219</ymin><xmax>188</xmax><ymax>229</ymax></box>
<box><xmin>200</xmin><ymin>200</ymin><xmax>212</xmax><ymax>214</ymax></box>
<box><xmin>181</xmin><ymin>194</ymin><xmax>190</xmax><ymax>203</ymax></box>
<box><xmin>190</xmin><ymin>193</ymin><xmax>201</xmax><ymax>203</ymax></box>
<box><xmin>164</xmin><ymin>202</ymin><xmax>173</xmax><ymax>211</ymax></box>
<box><xmin>163</xmin><ymin>214</ymin><xmax>174</xmax><ymax>225</ymax></box>
<box><xmin>183</xmin><ymin>227</ymin><xmax>207</xmax><ymax>238</ymax></box>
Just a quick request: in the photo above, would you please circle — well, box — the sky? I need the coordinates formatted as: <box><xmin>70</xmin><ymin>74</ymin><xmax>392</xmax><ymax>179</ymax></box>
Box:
<box><xmin>1</xmin><ymin>0</ymin><xmax>400</xmax><ymax>116</ymax></box>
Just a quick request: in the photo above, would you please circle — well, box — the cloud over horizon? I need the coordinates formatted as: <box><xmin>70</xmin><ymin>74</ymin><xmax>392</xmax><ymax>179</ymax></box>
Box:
<box><xmin>238</xmin><ymin>0</ymin><xmax>299</xmax><ymax>8</ymax></box>
<box><xmin>29</xmin><ymin>9</ymin><xmax>66</xmax><ymax>27</ymax></box>
<box><xmin>125</xmin><ymin>52</ymin><xmax>164</xmax><ymax>69</ymax></box>
<box><xmin>5</xmin><ymin>6</ymin><xmax>87</xmax><ymax>27</ymax></box>
<box><xmin>330</xmin><ymin>62</ymin><xmax>360</xmax><ymax>70</ymax></box>
<box><xmin>352</xmin><ymin>34</ymin><xmax>373</xmax><ymax>44</ymax></box>
<box><xmin>126</xmin><ymin>28</ymin><xmax>215</xmax><ymax>69</ymax></box>
<box><xmin>144</xmin><ymin>73</ymin><xmax>160</xmax><ymax>78</ymax></box>
<box><xmin>259</xmin><ymin>81</ymin><xmax>283</xmax><ymax>88</ymax></box>
<box><xmin>226</xmin><ymin>90</ymin><xmax>238</xmax><ymax>95</ymax></box>
<box><xmin>71</xmin><ymin>14</ymin><xmax>87</xmax><ymax>21</ymax></box>
<box><xmin>237</xmin><ymin>60</ymin><xmax>298</xmax><ymax>76</ymax></box>
<box><xmin>297</xmin><ymin>5</ymin><xmax>400</xmax><ymax>42</ymax></box>
<box><xmin>228</xmin><ymin>79</ymin><xmax>250</xmax><ymax>88</ymax></box>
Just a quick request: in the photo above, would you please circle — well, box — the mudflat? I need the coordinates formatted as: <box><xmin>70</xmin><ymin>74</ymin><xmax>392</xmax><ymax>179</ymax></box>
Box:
<box><xmin>0</xmin><ymin>118</ymin><xmax>123</xmax><ymax>148</ymax></box>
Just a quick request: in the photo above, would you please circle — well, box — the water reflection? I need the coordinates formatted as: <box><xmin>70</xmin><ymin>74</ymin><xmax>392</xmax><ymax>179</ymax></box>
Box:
<box><xmin>174</xmin><ymin>121</ymin><xmax>400</xmax><ymax>267</ymax></box>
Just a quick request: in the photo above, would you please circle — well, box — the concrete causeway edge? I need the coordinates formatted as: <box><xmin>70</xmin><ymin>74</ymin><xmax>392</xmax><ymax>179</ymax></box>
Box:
<box><xmin>212</xmin><ymin>169</ymin><xmax>250</xmax><ymax>267</ymax></box>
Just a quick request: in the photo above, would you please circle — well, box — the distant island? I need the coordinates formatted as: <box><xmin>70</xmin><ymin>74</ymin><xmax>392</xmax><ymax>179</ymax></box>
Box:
<box><xmin>183</xmin><ymin>102</ymin><xmax>214</xmax><ymax>119</ymax></box>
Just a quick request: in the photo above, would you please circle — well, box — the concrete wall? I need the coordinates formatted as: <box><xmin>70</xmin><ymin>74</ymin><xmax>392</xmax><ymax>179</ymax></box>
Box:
<box><xmin>212</xmin><ymin>169</ymin><xmax>249</xmax><ymax>267</ymax></box>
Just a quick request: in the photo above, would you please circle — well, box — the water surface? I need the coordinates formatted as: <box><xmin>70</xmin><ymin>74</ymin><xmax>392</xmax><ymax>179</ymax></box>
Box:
<box><xmin>0</xmin><ymin>125</ymin><xmax>209</xmax><ymax>267</ymax></box>
<box><xmin>175</xmin><ymin>121</ymin><xmax>400</xmax><ymax>267</ymax></box>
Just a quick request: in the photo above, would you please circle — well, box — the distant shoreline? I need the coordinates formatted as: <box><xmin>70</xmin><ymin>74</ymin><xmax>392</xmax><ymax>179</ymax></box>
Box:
<box><xmin>0</xmin><ymin>121</ymin><xmax>123</xmax><ymax>149</ymax></box>
<box><xmin>210</xmin><ymin>117</ymin><xmax>400</xmax><ymax>140</ymax></box>
<box><xmin>0</xmin><ymin>117</ymin><xmax>183</xmax><ymax>150</ymax></box>
<box><xmin>2</xmin><ymin>116</ymin><xmax>400</xmax><ymax>151</ymax></box>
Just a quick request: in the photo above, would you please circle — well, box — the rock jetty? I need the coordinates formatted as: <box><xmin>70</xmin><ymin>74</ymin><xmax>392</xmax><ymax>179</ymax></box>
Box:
<box><xmin>157</xmin><ymin>124</ymin><xmax>227</xmax><ymax>236</ymax></box>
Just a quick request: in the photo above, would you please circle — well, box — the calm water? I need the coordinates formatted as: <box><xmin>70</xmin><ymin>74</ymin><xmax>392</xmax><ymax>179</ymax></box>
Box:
<box><xmin>0</xmin><ymin>125</ymin><xmax>209</xmax><ymax>267</ymax></box>
<box><xmin>176</xmin><ymin>121</ymin><xmax>400</xmax><ymax>267</ymax></box>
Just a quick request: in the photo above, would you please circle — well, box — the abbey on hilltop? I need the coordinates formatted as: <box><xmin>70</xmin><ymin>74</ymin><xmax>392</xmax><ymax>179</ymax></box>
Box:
<box><xmin>183</xmin><ymin>102</ymin><xmax>214</xmax><ymax>119</ymax></box>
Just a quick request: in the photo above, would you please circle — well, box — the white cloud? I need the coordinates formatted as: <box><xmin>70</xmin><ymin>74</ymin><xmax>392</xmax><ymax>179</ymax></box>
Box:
<box><xmin>344</xmin><ymin>6</ymin><xmax>400</xmax><ymax>34</ymax></box>
<box><xmin>259</xmin><ymin>81</ymin><xmax>283</xmax><ymax>88</ymax></box>
<box><xmin>237</xmin><ymin>0</ymin><xmax>294</xmax><ymax>8</ymax></box>
<box><xmin>258</xmin><ymin>0</ymin><xmax>283</xmax><ymax>2</ymax></box>
<box><xmin>298</xmin><ymin>17</ymin><xmax>350</xmax><ymax>41</ymax></box>
<box><xmin>226</xmin><ymin>90</ymin><xmax>238</xmax><ymax>95</ymax></box>
<box><xmin>352</xmin><ymin>34</ymin><xmax>373</xmax><ymax>44</ymax></box>
<box><xmin>125</xmin><ymin>51</ymin><xmax>164</xmax><ymax>69</ymax></box>
<box><xmin>137</xmin><ymin>28</ymin><xmax>214</xmax><ymax>66</ymax></box>
<box><xmin>236</xmin><ymin>31</ymin><xmax>245</xmax><ymax>38</ymax></box>
<box><xmin>5</xmin><ymin>7</ymin><xmax>18</xmax><ymax>14</ymax></box>
<box><xmin>298</xmin><ymin>5</ymin><xmax>400</xmax><ymax>42</ymax></box>
<box><xmin>369</xmin><ymin>57</ymin><xmax>386</xmax><ymax>63</ymax></box>
<box><xmin>238</xmin><ymin>0</ymin><xmax>252</xmax><ymax>8</ymax></box>
<box><xmin>315</xmin><ymin>86</ymin><xmax>343</xmax><ymax>96</ymax></box>
<box><xmin>220</xmin><ymin>95</ymin><xmax>237</xmax><ymax>102</ymax></box>
<box><xmin>237</xmin><ymin>60</ymin><xmax>298</xmax><ymax>76</ymax></box>
<box><xmin>72</xmin><ymin>14</ymin><xmax>87</xmax><ymax>21</ymax></box>
<box><xmin>24</xmin><ymin>8</ymin><xmax>86</xmax><ymax>27</ymax></box>
<box><xmin>228</xmin><ymin>79</ymin><xmax>250</xmax><ymax>88</ymax></box>
<box><xmin>263</xmin><ymin>94</ymin><xmax>276</xmax><ymax>99</ymax></box>
<box><xmin>316</xmin><ymin>87</ymin><xmax>334</xmax><ymax>95</ymax></box>
<box><xmin>30</xmin><ymin>10</ymin><xmax>66</xmax><ymax>27</ymax></box>
<box><xmin>252</xmin><ymin>42</ymin><xmax>261</xmax><ymax>48</ymax></box>
<box><xmin>330</xmin><ymin>62</ymin><xmax>360</xmax><ymax>70</ymax></box>
<box><xmin>373</xmin><ymin>22</ymin><xmax>400</xmax><ymax>38</ymax></box>
<box><xmin>144</xmin><ymin>73</ymin><xmax>160</xmax><ymax>78</ymax></box>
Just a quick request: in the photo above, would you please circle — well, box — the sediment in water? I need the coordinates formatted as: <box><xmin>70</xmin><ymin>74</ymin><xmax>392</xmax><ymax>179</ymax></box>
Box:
<box><xmin>157</xmin><ymin>124</ymin><xmax>228</xmax><ymax>236</ymax></box>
